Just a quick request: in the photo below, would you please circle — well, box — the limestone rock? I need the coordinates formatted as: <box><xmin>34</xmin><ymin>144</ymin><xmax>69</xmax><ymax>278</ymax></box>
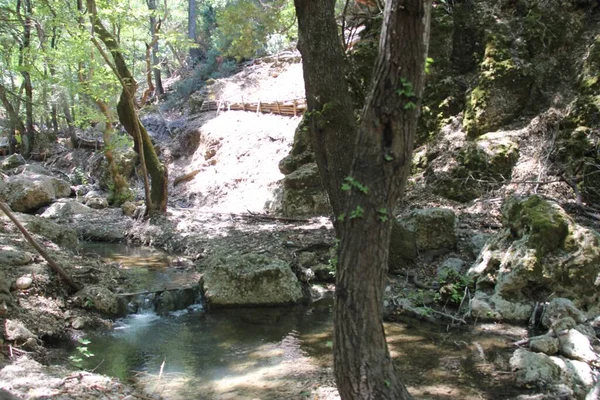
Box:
<box><xmin>71</xmin><ymin>317</ymin><xmax>86</xmax><ymax>330</ymax></box>
<box><xmin>390</xmin><ymin>208</ymin><xmax>457</xmax><ymax>266</ymax></box>
<box><xmin>542</xmin><ymin>298</ymin><xmax>587</xmax><ymax>329</ymax></box>
<box><xmin>283</xmin><ymin>163</ymin><xmax>322</xmax><ymax>190</ymax></box>
<box><xmin>0</xmin><ymin>271</ymin><xmax>12</xmax><ymax>308</ymax></box>
<box><xmin>529</xmin><ymin>335</ymin><xmax>559</xmax><ymax>355</ymax></box>
<box><xmin>0</xmin><ymin>154</ymin><xmax>26</xmax><ymax>171</ymax></box>
<box><xmin>469</xmin><ymin>292</ymin><xmax>533</xmax><ymax>322</ymax></box>
<box><xmin>510</xmin><ymin>348</ymin><xmax>562</xmax><ymax>388</ymax></box>
<box><xmin>558</xmin><ymin>329</ymin><xmax>598</xmax><ymax>364</ymax></box>
<box><xmin>41</xmin><ymin>200</ymin><xmax>94</xmax><ymax>219</ymax></box>
<box><xmin>4</xmin><ymin>320</ymin><xmax>36</xmax><ymax>342</ymax></box>
<box><xmin>121</xmin><ymin>201</ymin><xmax>137</xmax><ymax>217</ymax></box>
<box><xmin>73</xmin><ymin>286</ymin><xmax>125</xmax><ymax>317</ymax></box>
<box><xmin>468</xmin><ymin>196</ymin><xmax>600</xmax><ymax>313</ymax></box>
<box><xmin>425</xmin><ymin>129</ymin><xmax>519</xmax><ymax>202</ymax></box>
<box><xmin>0</xmin><ymin>247</ymin><xmax>32</xmax><ymax>266</ymax></box>
<box><xmin>437</xmin><ymin>258</ymin><xmax>466</xmax><ymax>280</ymax></box>
<box><xmin>85</xmin><ymin>196</ymin><xmax>108</xmax><ymax>210</ymax></box>
<box><xmin>22</xmin><ymin>215</ymin><xmax>79</xmax><ymax>248</ymax></box>
<box><xmin>202</xmin><ymin>252</ymin><xmax>304</xmax><ymax>307</ymax></box>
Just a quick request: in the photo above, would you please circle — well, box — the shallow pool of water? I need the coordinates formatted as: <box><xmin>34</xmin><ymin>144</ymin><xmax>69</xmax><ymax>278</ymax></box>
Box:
<box><xmin>73</xmin><ymin>243</ymin><xmax>531</xmax><ymax>400</ymax></box>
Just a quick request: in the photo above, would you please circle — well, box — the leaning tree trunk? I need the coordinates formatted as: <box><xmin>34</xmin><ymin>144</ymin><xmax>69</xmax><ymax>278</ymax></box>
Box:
<box><xmin>295</xmin><ymin>0</ymin><xmax>432</xmax><ymax>399</ymax></box>
<box><xmin>87</xmin><ymin>0</ymin><xmax>168</xmax><ymax>214</ymax></box>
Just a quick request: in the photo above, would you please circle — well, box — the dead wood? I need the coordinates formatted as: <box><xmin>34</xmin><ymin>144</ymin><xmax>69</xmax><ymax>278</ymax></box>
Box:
<box><xmin>0</xmin><ymin>202</ymin><xmax>81</xmax><ymax>292</ymax></box>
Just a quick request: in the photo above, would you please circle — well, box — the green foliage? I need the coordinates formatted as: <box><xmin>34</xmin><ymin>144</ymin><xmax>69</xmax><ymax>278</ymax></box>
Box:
<box><xmin>341</xmin><ymin>176</ymin><xmax>369</xmax><ymax>194</ymax></box>
<box><xmin>425</xmin><ymin>57</ymin><xmax>434</xmax><ymax>74</ymax></box>
<box><xmin>377</xmin><ymin>207</ymin><xmax>389</xmax><ymax>222</ymax></box>
<box><xmin>69</xmin><ymin>337</ymin><xmax>95</xmax><ymax>368</ymax></box>
<box><xmin>214</xmin><ymin>0</ymin><xmax>296</xmax><ymax>60</ymax></box>
<box><xmin>73</xmin><ymin>167</ymin><xmax>89</xmax><ymax>185</ymax></box>
<box><xmin>349</xmin><ymin>205</ymin><xmax>364</xmax><ymax>219</ymax></box>
<box><xmin>434</xmin><ymin>270</ymin><xmax>472</xmax><ymax>305</ymax></box>
<box><xmin>396</xmin><ymin>78</ymin><xmax>416</xmax><ymax>98</ymax></box>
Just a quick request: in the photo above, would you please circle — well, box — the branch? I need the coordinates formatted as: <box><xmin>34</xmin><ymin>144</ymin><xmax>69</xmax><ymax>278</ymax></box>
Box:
<box><xmin>0</xmin><ymin>202</ymin><xmax>81</xmax><ymax>292</ymax></box>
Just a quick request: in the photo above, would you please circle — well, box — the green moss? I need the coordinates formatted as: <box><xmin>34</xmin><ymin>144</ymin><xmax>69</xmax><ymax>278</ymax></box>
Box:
<box><xmin>503</xmin><ymin>196</ymin><xmax>570</xmax><ymax>257</ymax></box>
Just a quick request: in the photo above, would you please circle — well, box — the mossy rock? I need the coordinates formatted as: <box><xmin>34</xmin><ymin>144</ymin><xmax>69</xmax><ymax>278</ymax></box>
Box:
<box><xmin>202</xmin><ymin>252</ymin><xmax>304</xmax><ymax>307</ymax></box>
<box><xmin>471</xmin><ymin>196</ymin><xmax>600</xmax><ymax>311</ymax></box>
<box><xmin>283</xmin><ymin>163</ymin><xmax>322</xmax><ymax>190</ymax></box>
<box><xmin>388</xmin><ymin>208</ymin><xmax>457</xmax><ymax>268</ymax></box>
<box><xmin>281</xmin><ymin>187</ymin><xmax>329</xmax><ymax>217</ymax></box>
<box><xmin>463</xmin><ymin>30</ymin><xmax>534</xmax><ymax>137</ymax></box>
<box><xmin>502</xmin><ymin>195</ymin><xmax>570</xmax><ymax>257</ymax></box>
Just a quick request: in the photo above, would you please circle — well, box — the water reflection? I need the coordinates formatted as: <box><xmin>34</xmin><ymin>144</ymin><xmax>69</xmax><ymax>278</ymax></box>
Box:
<box><xmin>79</xmin><ymin>300</ymin><xmax>334</xmax><ymax>392</ymax></box>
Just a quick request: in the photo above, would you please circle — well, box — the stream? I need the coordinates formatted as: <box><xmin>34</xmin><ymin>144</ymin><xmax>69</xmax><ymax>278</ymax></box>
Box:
<box><xmin>72</xmin><ymin>243</ymin><xmax>532</xmax><ymax>400</ymax></box>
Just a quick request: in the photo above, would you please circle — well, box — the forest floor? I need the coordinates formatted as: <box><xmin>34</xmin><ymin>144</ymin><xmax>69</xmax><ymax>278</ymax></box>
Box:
<box><xmin>1</xmin><ymin>53</ymin><xmax>598</xmax><ymax>399</ymax></box>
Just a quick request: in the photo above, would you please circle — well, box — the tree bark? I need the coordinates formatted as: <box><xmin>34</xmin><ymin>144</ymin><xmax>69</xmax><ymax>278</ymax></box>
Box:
<box><xmin>87</xmin><ymin>0</ymin><xmax>168</xmax><ymax>214</ymax></box>
<box><xmin>148</xmin><ymin>0</ymin><xmax>164</xmax><ymax>95</ymax></box>
<box><xmin>0</xmin><ymin>83</ymin><xmax>27</xmax><ymax>154</ymax></box>
<box><xmin>188</xmin><ymin>0</ymin><xmax>201</xmax><ymax>62</ymax></box>
<box><xmin>295</xmin><ymin>0</ymin><xmax>357</xmax><ymax>225</ymax></box>
<box><xmin>294</xmin><ymin>0</ymin><xmax>432</xmax><ymax>399</ymax></box>
<box><xmin>17</xmin><ymin>0</ymin><xmax>35</xmax><ymax>156</ymax></box>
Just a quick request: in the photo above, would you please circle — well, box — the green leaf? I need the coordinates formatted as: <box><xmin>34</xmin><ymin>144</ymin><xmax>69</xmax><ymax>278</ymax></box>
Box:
<box><xmin>404</xmin><ymin>102</ymin><xmax>417</xmax><ymax>110</ymax></box>
<box><xmin>338</xmin><ymin>213</ymin><xmax>346</xmax><ymax>222</ymax></box>
<box><xmin>384</xmin><ymin>154</ymin><xmax>393</xmax><ymax>161</ymax></box>
<box><xmin>349</xmin><ymin>206</ymin><xmax>364</xmax><ymax>219</ymax></box>
<box><xmin>341</xmin><ymin>182</ymin><xmax>352</xmax><ymax>191</ymax></box>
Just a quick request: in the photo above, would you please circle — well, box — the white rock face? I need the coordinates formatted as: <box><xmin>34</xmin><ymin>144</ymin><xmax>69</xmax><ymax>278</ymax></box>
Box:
<box><xmin>558</xmin><ymin>329</ymin><xmax>598</xmax><ymax>364</ymax></box>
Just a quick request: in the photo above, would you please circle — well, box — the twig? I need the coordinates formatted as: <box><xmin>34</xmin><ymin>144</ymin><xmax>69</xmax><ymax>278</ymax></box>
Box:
<box><xmin>90</xmin><ymin>359</ymin><xmax>105</xmax><ymax>373</ymax></box>
<box><xmin>153</xmin><ymin>357</ymin><xmax>166</xmax><ymax>393</ymax></box>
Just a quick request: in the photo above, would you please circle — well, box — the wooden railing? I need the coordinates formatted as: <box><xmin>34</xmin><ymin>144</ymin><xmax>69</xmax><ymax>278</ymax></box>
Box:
<box><xmin>198</xmin><ymin>98</ymin><xmax>306</xmax><ymax>117</ymax></box>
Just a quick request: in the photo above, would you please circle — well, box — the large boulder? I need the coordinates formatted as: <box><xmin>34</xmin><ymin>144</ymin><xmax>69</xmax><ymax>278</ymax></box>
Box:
<box><xmin>510</xmin><ymin>348</ymin><xmax>562</xmax><ymax>389</ymax></box>
<box><xmin>42</xmin><ymin>201</ymin><xmax>129</xmax><ymax>242</ymax></box>
<box><xmin>20</xmin><ymin>215</ymin><xmax>79</xmax><ymax>249</ymax></box>
<box><xmin>73</xmin><ymin>286</ymin><xmax>125</xmax><ymax>317</ymax></box>
<box><xmin>389</xmin><ymin>208</ymin><xmax>457</xmax><ymax>267</ymax></box>
<box><xmin>281</xmin><ymin>163</ymin><xmax>330</xmax><ymax>217</ymax></box>
<box><xmin>0</xmin><ymin>169</ymin><xmax>71</xmax><ymax>213</ymax></box>
<box><xmin>202</xmin><ymin>252</ymin><xmax>304</xmax><ymax>307</ymax></box>
<box><xmin>468</xmin><ymin>196</ymin><xmax>600</xmax><ymax>317</ymax></box>
<box><xmin>41</xmin><ymin>200</ymin><xmax>94</xmax><ymax>219</ymax></box>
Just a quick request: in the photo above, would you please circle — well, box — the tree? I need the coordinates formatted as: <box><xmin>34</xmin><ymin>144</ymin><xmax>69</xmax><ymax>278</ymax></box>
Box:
<box><xmin>294</xmin><ymin>0</ymin><xmax>432</xmax><ymax>398</ymax></box>
<box><xmin>87</xmin><ymin>0</ymin><xmax>169</xmax><ymax>214</ymax></box>
<box><xmin>188</xmin><ymin>0</ymin><xmax>201</xmax><ymax>61</ymax></box>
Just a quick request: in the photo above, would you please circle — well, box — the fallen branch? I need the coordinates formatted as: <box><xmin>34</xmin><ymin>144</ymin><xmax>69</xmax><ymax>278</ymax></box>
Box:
<box><xmin>173</xmin><ymin>169</ymin><xmax>201</xmax><ymax>187</ymax></box>
<box><xmin>0</xmin><ymin>202</ymin><xmax>81</xmax><ymax>292</ymax></box>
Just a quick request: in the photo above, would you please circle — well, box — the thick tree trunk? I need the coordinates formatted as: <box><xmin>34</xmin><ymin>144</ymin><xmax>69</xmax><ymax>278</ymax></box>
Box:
<box><xmin>294</xmin><ymin>0</ymin><xmax>357</xmax><ymax>224</ymax></box>
<box><xmin>294</xmin><ymin>0</ymin><xmax>432</xmax><ymax>399</ymax></box>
